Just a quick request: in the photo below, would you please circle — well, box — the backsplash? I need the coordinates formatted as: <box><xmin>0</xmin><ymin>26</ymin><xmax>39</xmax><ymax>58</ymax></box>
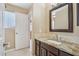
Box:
<box><xmin>58</xmin><ymin>35</ymin><xmax>79</xmax><ymax>45</ymax></box>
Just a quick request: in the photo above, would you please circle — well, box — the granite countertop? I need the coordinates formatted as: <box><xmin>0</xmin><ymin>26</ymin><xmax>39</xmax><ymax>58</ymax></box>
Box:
<box><xmin>35</xmin><ymin>37</ymin><xmax>79</xmax><ymax>56</ymax></box>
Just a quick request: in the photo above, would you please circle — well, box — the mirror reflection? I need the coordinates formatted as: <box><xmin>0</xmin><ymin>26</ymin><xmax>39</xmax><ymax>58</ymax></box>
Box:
<box><xmin>51</xmin><ymin>5</ymin><xmax>68</xmax><ymax>29</ymax></box>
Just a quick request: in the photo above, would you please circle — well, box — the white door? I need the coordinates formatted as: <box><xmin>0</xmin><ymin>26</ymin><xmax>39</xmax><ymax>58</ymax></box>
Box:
<box><xmin>0</xmin><ymin>4</ymin><xmax>5</xmax><ymax>56</ymax></box>
<box><xmin>15</xmin><ymin>12</ymin><xmax>30</xmax><ymax>49</ymax></box>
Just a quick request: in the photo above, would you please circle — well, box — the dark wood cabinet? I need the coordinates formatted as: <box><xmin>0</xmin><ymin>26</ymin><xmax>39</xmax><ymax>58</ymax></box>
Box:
<box><xmin>40</xmin><ymin>41</ymin><xmax>58</xmax><ymax>56</ymax></box>
<box><xmin>40</xmin><ymin>47</ymin><xmax>47</xmax><ymax>56</ymax></box>
<box><xmin>35</xmin><ymin>39</ymin><xmax>73</xmax><ymax>56</ymax></box>
<box><xmin>36</xmin><ymin>45</ymin><xmax>40</xmax><ymax>56</ymax></box>
<box><xmin>47</xmin><ymin>51</ymin><xmax>55</xmax><ymax>56</ymax></box>
<box><xmin>59</xmin><ymin>50</ymin><xmax>73</xmax><ymax>56</ymax></box>
<box><xmin>35</xmin><ymin>39</ymin><xmax>40</xmax><ymax>56</ymax></box>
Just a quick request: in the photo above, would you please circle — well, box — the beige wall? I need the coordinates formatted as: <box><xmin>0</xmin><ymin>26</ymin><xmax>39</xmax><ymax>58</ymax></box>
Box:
<box><xmin>32</xmin><ymin>3</ymin><xmax>51</xmax><ymax>55</ymax></box>
<box><xmin>5</xmin><ymin>28</ymin><xmax>15</xmax><ymax>50</ymax></box>
<box><xmin>32</xmin><ymin>4</ymin><xmax>47</xmax><ymax>33</ymax></box>
<box><xmin>0</xmin><ymin>4</ymin><xmax>5</xmax><ymax>39</ymax></box>
<box><xmin>32</xmin><ymin>3</ymin><xmax>79</xmax><ymax>55</ymax></box>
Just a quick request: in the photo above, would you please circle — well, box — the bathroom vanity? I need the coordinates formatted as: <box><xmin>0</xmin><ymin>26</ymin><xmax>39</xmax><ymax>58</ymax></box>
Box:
<box><xmin>35</xmin><ymin>39</ymin><xmax>73</xmax><ymax>56</ymax></box>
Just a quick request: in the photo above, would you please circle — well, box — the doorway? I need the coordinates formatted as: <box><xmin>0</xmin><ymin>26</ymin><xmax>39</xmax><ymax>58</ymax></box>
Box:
<box><xmin>3</xmin><ymin>11</ymin><xmax>31</xmax><ymax>56</ymax></box>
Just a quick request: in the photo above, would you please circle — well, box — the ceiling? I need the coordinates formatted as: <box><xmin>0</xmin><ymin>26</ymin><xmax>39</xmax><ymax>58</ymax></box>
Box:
<box><xmin>10</xmin><ymin>3</ymin><xmax>33</xmax><ymax>9</ymax></box>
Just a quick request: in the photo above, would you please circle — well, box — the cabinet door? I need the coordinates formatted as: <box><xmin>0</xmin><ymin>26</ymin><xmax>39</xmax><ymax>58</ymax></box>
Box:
<box><xmin>35</xmin><ymin>44</ymin><xmax>40</xmax><ymax>56</ymax></box>
<box><xmin>47</xmin><ymin>51</ymin><xmax>55</xmax><ymax>56</ymax></box>
<box><xmin>40</xmin><ymin>47</ymin><xmax>47</xmax><ymax>56</ymax></box>
<box><xmin>35</xmin><ymin>39</ymin><xmax>40</xmax><ymax>56</ymax></box>
<box><xmin>41</xmin><ymin>42</ymin><xmax>58</xmax><ymax>55</ymax></box>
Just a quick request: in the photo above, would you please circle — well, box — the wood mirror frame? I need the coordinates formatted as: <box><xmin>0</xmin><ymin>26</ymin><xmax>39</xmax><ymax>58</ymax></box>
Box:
<box><xmin>49</xmin><ymin>3</ymin><xmax>73</xmax><ymax>32</ymax></box>
<box><xmin>77</xmin><ymin>3</ymin><xmax>79</xmax><ymax>26</ymax></box>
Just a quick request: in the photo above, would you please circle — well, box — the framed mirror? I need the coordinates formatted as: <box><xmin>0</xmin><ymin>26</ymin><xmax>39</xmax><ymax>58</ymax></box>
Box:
<box><xmin>49</xmin><ymin>3</ymin><xmax>73</xmax><ymax>32</ymax></box>
<box><xmin>77</xmin><ymin>3</ymin><xmax>79</xmax><ymax>26</ymax></box>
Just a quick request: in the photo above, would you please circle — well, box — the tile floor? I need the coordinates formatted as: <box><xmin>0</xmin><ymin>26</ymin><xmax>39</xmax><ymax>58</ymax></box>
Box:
<box><xmin>6</xmin><ymin>48</ymin><xmax>32</xmax><ymax>56</ymax></box>
<box><xmin>6</xmin><ymin>40</ymin><xmax>32</xmax><ymax>56</ymax></box>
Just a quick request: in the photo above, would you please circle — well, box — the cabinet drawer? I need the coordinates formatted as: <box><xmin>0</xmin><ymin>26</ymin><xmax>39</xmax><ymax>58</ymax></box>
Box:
<box><xmin>41</xmin><ymin>42</ymin><xmax>58</xmax><ymax>55</ymax></box>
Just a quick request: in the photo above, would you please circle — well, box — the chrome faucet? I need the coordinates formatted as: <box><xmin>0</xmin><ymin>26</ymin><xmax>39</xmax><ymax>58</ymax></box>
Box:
<box><xmin>55</xmin><ymin>34</ymin><xmax>58</xmax><ymax>40</ymax></box>
<box><xmin>55</xmin><ymin>34</ymin><xmax>61</xmax><ymax>42</ymax></box>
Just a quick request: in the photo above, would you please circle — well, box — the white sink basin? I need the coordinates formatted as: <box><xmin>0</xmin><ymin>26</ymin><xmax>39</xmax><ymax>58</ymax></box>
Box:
<box><xmin>47</xmin><ymin>40</ymin><xmax>62</xmax><ymax>45</ymax></box>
